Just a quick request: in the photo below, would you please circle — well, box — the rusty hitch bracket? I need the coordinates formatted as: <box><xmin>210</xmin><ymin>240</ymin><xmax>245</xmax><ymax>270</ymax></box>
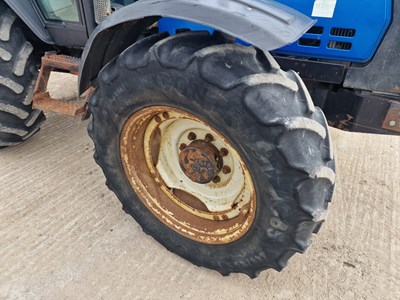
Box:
<box><xmin>33</xmin><ymin>53</ymin><xmax>88</xmax><ymax>117</ymax></box>
<box><xmin>382</xmin><ymin>102</ymin><xmax>400</xmax><ymax>133</ymax></box>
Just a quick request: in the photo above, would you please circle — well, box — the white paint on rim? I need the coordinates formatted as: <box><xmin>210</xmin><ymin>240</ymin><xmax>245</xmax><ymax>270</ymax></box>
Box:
<box><xmin>149</xmin><ymin>116</ymin><xmax>250</xmax><ymax>214</ymax></box>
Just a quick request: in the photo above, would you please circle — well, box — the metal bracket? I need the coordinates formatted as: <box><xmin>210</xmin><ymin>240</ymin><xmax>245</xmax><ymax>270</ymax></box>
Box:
<box><xmin>33</xmin><ymin>53</ymin><xmax>86</xmax><ymax>117</ymax></box>
<box><xmin>382</xmin><ymin>102</ymin><xmax>400</xmax><ymax>133</ymax></box>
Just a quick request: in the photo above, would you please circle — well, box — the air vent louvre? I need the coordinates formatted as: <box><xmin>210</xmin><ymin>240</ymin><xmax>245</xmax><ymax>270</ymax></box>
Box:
<box><xmin>330</xmin><ymin>28</ymin><xmax>356</xmax><ymax>37</ymax></box>
<box><xmin>328</xmin><ymin>41</ymin><xmax>352</xmax><ymax>50</ymax></box>
<box><xmin>93</xmin><ymin>0</ymin><xmax>111</xmax><ymax>24</ymax></box>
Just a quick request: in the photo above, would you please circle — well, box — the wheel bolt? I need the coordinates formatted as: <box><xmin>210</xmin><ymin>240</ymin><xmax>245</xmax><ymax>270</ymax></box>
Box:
<box><xmin>212</xmin><ymin>176</ymin><xmax>221</xmax><ymax>183</ymax></box>
<box><xmin>205</xmin><ymin>134</ymin><xmax>214</xmax><ymax>143</ymax></box>
<box><xmin>162</xmin><ymin>112</ymin><xmax>169</xmax><ymax>119</ymax></box>
<box><xmin>154</xmin><ymin>115</ymin><xmax>162</xmax><ymax>123</ymax></box>
<box><xmin>188</xmin><ymin>132</ymin><xmax>197</xmax><ymax>140</ymax></box>
<box><xmin>220</xmin><ymin>148</ymin><xmax>229</xmax><ymax>157</ymax></box>
<box><xmin>179</xmin><ymin>143</ymin><xmax>187</xmax><ymax>151</ymax></box>
<box><xmin>222</xmin><ymin>166</ymin><xmax>231</xmax><ymax>174</ymax></box>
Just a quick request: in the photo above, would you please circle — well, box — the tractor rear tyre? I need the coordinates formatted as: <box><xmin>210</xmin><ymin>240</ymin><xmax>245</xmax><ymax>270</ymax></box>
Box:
<box><xmin>0</xmin><ymin>3</ymin><xmax>45</xmax><ymax>148</ymax></box>
<box><xmin>88</xmin><ymin>32</ymin><xmax>335</xmax><ymax>278</ymax></box>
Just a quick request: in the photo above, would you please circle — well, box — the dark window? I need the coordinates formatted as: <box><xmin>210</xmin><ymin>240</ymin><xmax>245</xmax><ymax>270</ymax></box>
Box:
<box><xmin>36</xmin><ymin>0</ymin><xmax>80</xmax><ymax>23</ymax></box>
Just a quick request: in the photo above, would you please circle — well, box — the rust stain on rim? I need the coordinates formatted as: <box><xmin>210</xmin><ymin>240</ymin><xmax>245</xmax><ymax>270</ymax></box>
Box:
<box><xmin>119</xmin><ymin>106</ymin><xmax>256</xmax><ymax>244</ymax></box>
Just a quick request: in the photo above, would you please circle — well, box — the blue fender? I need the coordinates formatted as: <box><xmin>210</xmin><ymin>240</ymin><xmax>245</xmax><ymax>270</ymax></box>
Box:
<box><xmin>79</xmin><ymin>0</ymin><xmax>315</xmax><ymax>94</ymax></box>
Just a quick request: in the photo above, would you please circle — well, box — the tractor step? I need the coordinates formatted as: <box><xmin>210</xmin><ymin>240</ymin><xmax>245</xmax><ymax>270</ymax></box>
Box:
<box><xmin>32</xmin><ymin>53</ymin><xmax>87</xmax><ymax>117</ymax></box>
<box><xmin>33</xmin><ymin>91</ymin><xmax>86</xmax><ymax>117</ymax></box>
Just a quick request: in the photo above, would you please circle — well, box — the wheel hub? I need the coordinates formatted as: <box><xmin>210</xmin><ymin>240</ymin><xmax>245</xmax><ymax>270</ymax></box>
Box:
<box><xmin>179</xmin><ymin>140</ymin><xmax>223</xmax><ymax>184</ymax></box>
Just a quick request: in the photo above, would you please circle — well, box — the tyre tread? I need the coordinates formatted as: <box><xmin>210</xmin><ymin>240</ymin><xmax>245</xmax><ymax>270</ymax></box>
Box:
<box><xmin>0</xmin><ymin>3</ymin><xmax>44</xmax><ymax>147</ymax></box>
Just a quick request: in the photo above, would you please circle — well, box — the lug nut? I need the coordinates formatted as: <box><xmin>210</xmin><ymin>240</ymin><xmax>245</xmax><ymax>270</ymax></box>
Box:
<box><xmin>179</xmin><ymin>143</ymin><xmax>187</xmax><ymax>151</ymax></box>
<box><xmin>162</xmin><ymin>112</ymin><xmax>169</xmax><ymax>119</ymax></box>
<box><xmin>188</xmin><ymin>132</ymin><xmax>197</xmax><ymax>140</ymax></box>
<box><xmin>220</xmin><ymin>148</ymin><xmax>229</xmax><ymax>157</ymax></box>
<box><xmin>222</xmin><ymin>166</ymin><xmax>231</xmax><ymax>174</ymax></box>
<box><xmin>205</xmin><ymin>134</ymin><xmax>214</xmax><ymax>143</ymax></box>
<box><xmin>212</xmin><ymin>176</ymin><xmax>221</xmax><ymax>183</ymax></box>
<box><xmin>154</xmin><ymin>115</ymin><xmax>162</xmax><ymax>123</ymax></box>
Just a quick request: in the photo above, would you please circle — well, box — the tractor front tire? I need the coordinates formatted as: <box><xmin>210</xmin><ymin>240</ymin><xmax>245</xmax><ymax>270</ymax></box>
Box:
<box><xmin>88</xmin><ymin>32</ymin><xmax>335</xmax><ymax>278</ymax></box>
<box><xmin>0</xmin><ymin>3</ymin><xmax>45</xmax><ymax>148</ymax></box>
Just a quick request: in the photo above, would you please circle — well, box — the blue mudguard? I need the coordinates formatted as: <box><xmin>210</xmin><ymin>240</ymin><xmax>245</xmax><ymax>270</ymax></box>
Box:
<box><xmin>79</xmin><ymin>0</ymin><xmax>314</xmax><ymax>93</ymax></box>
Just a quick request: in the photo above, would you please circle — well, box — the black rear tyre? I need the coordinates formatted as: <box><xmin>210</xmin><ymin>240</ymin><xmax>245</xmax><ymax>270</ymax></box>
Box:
<box><xmin>88</xmin><ymin>32</ymin><xmax>335</xmax><ymax>278</ymax></box>
<box><xmin>0</xmin><ymin>2</ymin><xmax>45</xmax><ymax>148</ymax></box>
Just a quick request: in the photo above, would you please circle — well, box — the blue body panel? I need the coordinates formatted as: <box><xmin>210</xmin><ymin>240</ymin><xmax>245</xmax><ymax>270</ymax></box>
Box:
<box><xmin>158</xmin><ymin>0</ymin><xmax>392</xmax><ymax>63</ymax></box>
<box><xmin>274</xmin><ymin>0</ymin><xmax>392</xmax><ymax>62</ymax></box>
<box><xmin>158</xmin><ymin>19</ymin><xmax>252</xmax><ymax>46</ymax></box>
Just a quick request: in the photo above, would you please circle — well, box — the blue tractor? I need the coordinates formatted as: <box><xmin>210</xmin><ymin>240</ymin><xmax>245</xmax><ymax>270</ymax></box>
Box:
<box><xmin>0</xmin><ymin>0</ymin><xmax>398</xmax><ymax>277</ymax></box>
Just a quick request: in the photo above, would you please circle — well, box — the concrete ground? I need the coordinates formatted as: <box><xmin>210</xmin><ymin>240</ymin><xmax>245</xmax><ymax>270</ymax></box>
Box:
<box><xmin>0</xmin><ymin>73</ymin><xmax>399</xmax><ymax>299</ymax></box>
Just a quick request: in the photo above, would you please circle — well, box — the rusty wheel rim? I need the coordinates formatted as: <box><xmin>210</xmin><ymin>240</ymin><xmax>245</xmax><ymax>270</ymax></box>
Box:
<box><xmin>120</xmin><ymin>106</ymin><xmax>256</xmax><ymax>244</ymax></box>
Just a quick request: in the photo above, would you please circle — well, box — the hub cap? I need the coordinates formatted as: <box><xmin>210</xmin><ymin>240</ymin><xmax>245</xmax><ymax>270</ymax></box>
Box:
<box><xmin>120</xmin><ymin>106</ymin><xmax>256</xmax><ymax>244</ymax></box>
<box><xmin>179</xmin><ymin>140</ymin><xmax>223</xmax><ymax>184</ymax></box>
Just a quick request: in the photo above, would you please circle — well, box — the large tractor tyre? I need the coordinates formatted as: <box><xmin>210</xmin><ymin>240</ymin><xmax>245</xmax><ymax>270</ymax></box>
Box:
<box><xmin>0</xmin><ymin>3</ymin><xmax>45</xmax><ymax>148</ymax></box>
<box><xmin>88</xmin><ymin>31</ymin><xmax>335</xmax><ymax>278</ymax></box>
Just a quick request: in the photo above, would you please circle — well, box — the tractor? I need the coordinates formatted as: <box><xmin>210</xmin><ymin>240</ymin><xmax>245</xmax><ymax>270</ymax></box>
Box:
<box><xmin>0</xmin><ymin>0</ymin><xmax>398</xmax><ymax>278</ymax></box>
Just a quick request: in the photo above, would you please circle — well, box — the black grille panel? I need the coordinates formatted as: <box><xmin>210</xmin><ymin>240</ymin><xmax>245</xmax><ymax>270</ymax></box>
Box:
<box><xmin>307</xmin><ymin>26</ymin><xmax>324</xmax><ymax>34</ymax></box>
<box><xmin>328</xmin><ymin>41</ymin><xmax>352</xmax><ymax>50</ymax></box>
<box><xmin>298</xmin><ymin>38</ymin><xmax>321</xmax><ymax>47</ymax></box>
<box><xmin>330</xmin><ymin>28</ymin><xmax>356</xmax><ymax>37</ymax></box>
